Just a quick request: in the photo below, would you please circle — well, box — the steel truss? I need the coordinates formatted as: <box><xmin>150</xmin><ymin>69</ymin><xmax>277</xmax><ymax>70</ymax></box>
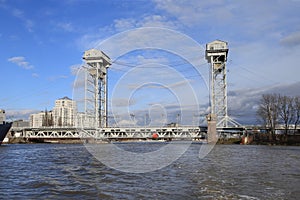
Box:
<box><xmin>19</xmin><ymin>127</ymin><xmax>206</xmax><ymax>140</ymax></box>
<box><xmin>206</xmin><ymin>40</ymin><xmax>240</xmax><ymax>128</ymax></box>
<box><xmin>83</xmin><ymin>49</ymin><xmax>111</xmax><ymax>128</ymax></box>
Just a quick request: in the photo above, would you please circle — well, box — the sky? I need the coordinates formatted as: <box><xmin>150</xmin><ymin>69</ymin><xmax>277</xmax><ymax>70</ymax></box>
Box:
<box><xmin>1</xmin><ymin>0</ymin><xmax>300</xmax><ymax>125</ymax></box>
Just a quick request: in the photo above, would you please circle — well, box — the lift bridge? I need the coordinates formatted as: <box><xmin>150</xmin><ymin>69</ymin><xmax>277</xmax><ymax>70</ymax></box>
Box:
<box><xmin>13</xmin><ymin>126</ymin><xmax>206</xmax><ymax>141</ymax></box>
<box><xmin>13</xmin><ymin>40</ymin><xmax>242</xmax><ymax>142</ymax></box>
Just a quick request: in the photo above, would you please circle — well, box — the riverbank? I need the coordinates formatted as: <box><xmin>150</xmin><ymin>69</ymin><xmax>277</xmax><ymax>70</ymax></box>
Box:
<box><xmin>7</xmin><ymin>137</ymin><xmax>85</xmax><ymax>144</ymax></box>
<box><xmin>217</xmin><ymin>134</ymin><xmax>300</xmax><ymax>146</ymax></box>
<box><xmin>6</xmin><ymin>137</ymin><xmax>165</xmax><ymax>144</ymax></box>
<box><xmin>217</xmin><ymin>138</ymin><xmax>241</xmax><ymax>145</ymax></box>
<box><xmin>250</xmin><ymin>133</ymin><xmax>300</xmax><ymax>146</ymax></box>
<box><xmin>6</xmin><ymin>134</ymin><xmax>300</xmax><ymax>146</ymax></box>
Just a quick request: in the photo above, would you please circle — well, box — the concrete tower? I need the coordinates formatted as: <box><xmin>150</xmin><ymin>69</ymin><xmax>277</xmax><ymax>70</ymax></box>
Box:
<box><xmin>205</xmin><ymin>40</ymin><xmax>239</xmax><ymax>128</ymax></box>
<box><xmin>83</xmin><ymin>49</ymin><xmax>111</xmax><ymax>128</ymax></box>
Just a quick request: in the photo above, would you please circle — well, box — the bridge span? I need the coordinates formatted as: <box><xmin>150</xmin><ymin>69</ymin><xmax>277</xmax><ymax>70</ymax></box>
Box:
<box><xmin>10</xmin><ymin>126</ymin><xmax>208</xmax><ymax>141</ymax></box>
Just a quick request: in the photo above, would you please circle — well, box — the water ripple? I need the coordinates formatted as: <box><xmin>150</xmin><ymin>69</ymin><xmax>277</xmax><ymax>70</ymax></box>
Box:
<box><xmin>0</xmin><ymin>144</ymin><xmax>299</xmax><ymax>199</ymax></box>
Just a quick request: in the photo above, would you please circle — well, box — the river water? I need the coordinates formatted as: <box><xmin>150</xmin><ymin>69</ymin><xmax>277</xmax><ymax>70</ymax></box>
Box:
<box><xmin>0</xmin><ymin>143</ymin><xmax>299</xmax><ymax>199</ymax></box>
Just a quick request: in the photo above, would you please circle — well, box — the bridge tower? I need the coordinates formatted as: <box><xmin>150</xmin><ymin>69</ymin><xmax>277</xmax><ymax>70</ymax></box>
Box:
<box><xmin>205</xmin><ymin>40</ymin><xmax>240</xmax><ymax>128</ymax></box>
<box><xmin>83</xmin><ymin>49</ymin><xmax>111</xmax><ymax>128</ymax></box>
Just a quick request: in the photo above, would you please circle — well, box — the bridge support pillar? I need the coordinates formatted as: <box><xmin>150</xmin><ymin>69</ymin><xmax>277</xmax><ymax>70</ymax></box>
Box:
<box><xmin>206</xmin><ymin>113</ymin><xmax>217</xmax><ymax>143</ymax></box>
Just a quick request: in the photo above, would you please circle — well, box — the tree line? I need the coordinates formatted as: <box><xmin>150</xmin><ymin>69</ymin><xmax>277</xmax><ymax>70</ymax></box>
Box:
<box><xmin>257</xmin><ymin>94</ymin><xmax>300</xmax><ymax>134</ymax></box>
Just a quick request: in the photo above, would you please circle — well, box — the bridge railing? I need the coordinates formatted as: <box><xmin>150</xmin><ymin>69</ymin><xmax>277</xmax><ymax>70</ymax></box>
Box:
<box><xmin>15</xmin><ymin>126</ymin><xmax>206</xmax><ymax>139</ymax></box>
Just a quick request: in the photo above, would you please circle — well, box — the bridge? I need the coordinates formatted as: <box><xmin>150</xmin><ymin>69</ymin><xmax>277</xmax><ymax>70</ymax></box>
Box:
<box><xmin>9</xmin><ymin>40</ymin><xmax>244</xmax><ymax>142</ymax></box>
<box><xmin>10</xmin><ymin>124</ymin><xmax>300</xmax><ymax>143</ymax></box>
<box><xmin>10</xmin><ymin>126</ymin><xmax>207</xmax><ymax>142</ymax></box>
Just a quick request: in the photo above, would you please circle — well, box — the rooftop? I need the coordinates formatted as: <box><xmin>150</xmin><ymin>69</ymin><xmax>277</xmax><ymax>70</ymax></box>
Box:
<box><xmin>58</xmin><ymin>96</ymin><xmax>72</xmax><ymax>101</ymax></box>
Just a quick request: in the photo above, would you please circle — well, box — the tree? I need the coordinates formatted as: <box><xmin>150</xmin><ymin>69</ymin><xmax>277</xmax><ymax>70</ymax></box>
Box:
<box><xmin>58</xmin><ymin>116</ymin><xmax>62</xmax><ymax>126</ymax></box>
<box><xmin>42</xmin><ymin>109</ymin><xmax>54</xmax><ymax>127</ymax></box>
<box><xmin>278</xmin><ymin>95</ymin><xmax>294</xmax><ymax>135</ymax></box>
<box><xmin>293</xmin><ymin>96</ymin><xmax>300</xmax><ymax>134</ymax></box>
<box><xmin>257</xmin><ymin>94</ymin><xmax>279</xmax><ymax>134</ymax></box>
<box><xmin>257</xmin><ymin>94</ymin><xmax>300</xmax><ymax>135</ymax></box>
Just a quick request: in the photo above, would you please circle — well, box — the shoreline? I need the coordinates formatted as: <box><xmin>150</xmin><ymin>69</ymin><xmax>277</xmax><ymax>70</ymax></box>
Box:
<box><xmin>5</xmin><ymin>136</ymin><xmax>300</xmax><ymax>146</ymax></box>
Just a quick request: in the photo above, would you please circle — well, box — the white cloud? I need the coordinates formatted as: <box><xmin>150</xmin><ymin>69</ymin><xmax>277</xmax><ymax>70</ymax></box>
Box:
<box><xmin>11</xmin><ymin>8</ymin><xmax>34</xmax><ymax>32</ymax></box>
<box><xmin>76</xmin><ymin>24</ymin><xmax>118</xmax><ymax>50</ymax></box>
<box><xmin>115</xmin><ymin>119</ymin><xmax>136</xmax><ymax>127</ymax></box>
<box><xmin>47</xmin><ymin>75</ymin><xmax>68</xmax><ymax>81</ymax></box>
<box><xmin>8</xmin><ymin>56</ymin><xmax>34</xmax><ymax>70</ymax></box>
<box><xmin>153</xmin><ymin>0</ymin><xmax>300</xmax><ymax>45</ymax></box>
<box><xmin>126</xmin><ymin>79</ymin><xmax>193</xmax><ymax>91</ymax></box>
<box><xmin>154</xmin><ymin>0</ymin><xmax>233</xmax><ymax>27</ymax></box>
<box><xmin>280</xmin><ymin>31</ymin><xmax>300</xmax><ymax>47</ymax></box>
<box><xmin>114</xmin><ymin>15</ymin><xmax>180</xmax><ymax>32</ymax></box>
<box><xmin>228</xmin><ymin>82</ymin><xmax>300</xmax><ymax>124</ymax></box>
<box><xmin>78</xmin><ymin>13</ymin><xmax>182</xmax><ymax>50</ymax></box>
<box><xmin>114</xmin><ymin>18</ymin><xmax>136</xmax><ymax>31</ymax></box>
<box><xmin>6</xmin><ymin>109</ymin><xmax>38</xmax><ymax>120</ymax></box>
<box><xmin>56</xmin><ymin>22</ymin><xmax>74</xmax><ymax>32</ymax></box>
<box><xmin>70</xmin><ymin>64</ymin><xmax>81</xmax><ymax>75</ymax></box>
<box><xmin>229</xmin><ymin>41</ymin><xmax>300</xmax><ymax>88</ymax></box>
<box><xmin>32</xmin><ymin>73</ymin><xmax>39</xmax><ymax>78</ymax></box>
<box><xmin>111</xmin><ymin>98</ymin><xmax>136</xmax><ymax>107</ymax></box>
<box><xmin>109</xmin><ymin>101</ymin><xmax>208</xmax><ymax>127</ymax></box>
<box><xmin>74</xmin><ymin>1</ymin><xmax>300</xmax><ymax>126</ymax></box>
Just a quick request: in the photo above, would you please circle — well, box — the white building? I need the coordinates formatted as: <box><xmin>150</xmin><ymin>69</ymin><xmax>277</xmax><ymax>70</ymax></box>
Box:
<box><xmin>30</xmin><ymin>110</ymin><xmax>53</xmax><ymax>128</ymax></box>
<box><xmin>53</xmin><ymin>97</ymin><xmax>77</xmax><ymax>127</ymax></box>
<box><xmin>0</xmin><ymin>109</ymin><xmax>6</xmax><ymax>124</ymax></box>
<box><xmin>30</xmin><ymin>112</ymin><xmax>43</xmax><ymax>128</ymax></box>
<box><xmin>76</xmin><ymin>112</ymin><xmax>96</xmax><ymax>128</ymax></box>
<box><xmin>30</xmin><ymin>97</ymin><xmax>77</xmax><ymax>128</ymax></box>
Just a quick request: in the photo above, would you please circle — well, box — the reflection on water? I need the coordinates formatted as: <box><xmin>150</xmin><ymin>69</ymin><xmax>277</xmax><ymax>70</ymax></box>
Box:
<box><xmin>0</xmin><ymin>143</ymin><xmax>299</xmax><ymax>199</ymax></box>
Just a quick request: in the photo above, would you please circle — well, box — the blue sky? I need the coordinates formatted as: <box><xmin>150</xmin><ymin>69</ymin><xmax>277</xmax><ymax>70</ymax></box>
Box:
<box><xmin>1</xmin><ymin>0</ymin><xmax>300</xmax><ymax>125</ymax></box>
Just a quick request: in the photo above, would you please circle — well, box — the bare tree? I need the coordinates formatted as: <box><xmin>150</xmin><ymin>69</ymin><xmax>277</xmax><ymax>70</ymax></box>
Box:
<box><xmin>278</xmin><ymin>95</ymin><xmax>294</xmax><ymax>135</ymax></box>
<box><xmin>42</xmin><ymin>109</ymin><xmax>54</xmax><ymax>127</ymax></box>
<box><xmin>257</xmin><ymin>94</ymin><xmax>279</xmax><ymax>134</ymax></box>
<box><xmin>257</xmin><ymin>94</ymin><xmax>300</xmax><ymax>136</ymax></box>
<box><xmin>293</xmin><ymin>96</ymin><xmax>300</xmax><ymax>134</ymax></box>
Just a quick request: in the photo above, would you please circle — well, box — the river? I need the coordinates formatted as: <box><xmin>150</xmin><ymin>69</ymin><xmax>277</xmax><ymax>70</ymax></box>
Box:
<box><xmin>0</xmin><ymin>143</ymin><xmax>299</xmax><ymax>199</ymax></box>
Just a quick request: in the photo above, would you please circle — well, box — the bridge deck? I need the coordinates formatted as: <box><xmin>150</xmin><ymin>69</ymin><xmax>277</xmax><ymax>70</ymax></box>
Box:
<box><xmin>10</xmin><ymin>126</ymin><xmax>207</xmax><ymax>140</ymax></box>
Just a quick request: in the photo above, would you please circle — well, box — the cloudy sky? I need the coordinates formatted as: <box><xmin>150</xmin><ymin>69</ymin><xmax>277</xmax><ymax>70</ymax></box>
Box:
<box><xmin>1</xmin><ymin>0</ymin><xmax>300</xmax><ymax>125</ymax></box>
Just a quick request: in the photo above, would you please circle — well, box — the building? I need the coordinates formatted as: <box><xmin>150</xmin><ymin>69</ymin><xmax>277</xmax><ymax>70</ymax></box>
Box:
<box><xmin>30</xmin><ymin>110</ymin><xmax>53</xmax><ymax>128</ymax></box>
<box><xmin>0</xmin><ymin>109</ymin><xmax>6</xmax><ymax>124</ymax></box>
<box><xmin>30</xmin><ymin>111</ymin><xmax>44</xmax><ymax>128</ymax></box>
<box><xmin>12</xmin><ymin>120</ymin><xmax>30</xmax><ymax>128</ymax></box>
<box><xmin>30</xmin><ymin>97</ymin><xmax>77</xmax><ymax>128</ymax></box>
<box><xmin>53</xmin><ymin>97</ymin><xmax>77</xmax><ymax>127</ymax></box>
<box><xmin>76</xmin><ymin>112</ymin><xmax>96</xmax><ymax>128</ymax></box>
